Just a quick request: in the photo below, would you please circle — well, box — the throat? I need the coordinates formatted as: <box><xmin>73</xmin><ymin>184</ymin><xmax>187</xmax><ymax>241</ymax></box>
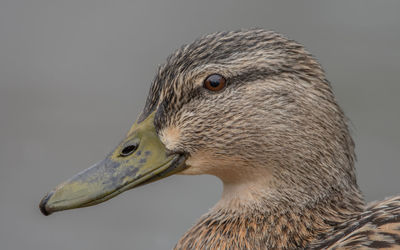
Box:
<box><xmin>215</xmin><ymin>179</ymin><xmax>274</xmax><ymax>213</ymax></box>
<box><xmin>175</xmin><ymin>181</ymin><xmax>364</xmax><ymax>249</ymax></box>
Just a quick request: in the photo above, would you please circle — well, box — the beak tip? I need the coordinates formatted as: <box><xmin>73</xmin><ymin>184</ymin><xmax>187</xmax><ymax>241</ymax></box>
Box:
<box><xmin>39</xmin><ymin>191</ymin><xmax>54</xmax><ymax>216</ymax></box>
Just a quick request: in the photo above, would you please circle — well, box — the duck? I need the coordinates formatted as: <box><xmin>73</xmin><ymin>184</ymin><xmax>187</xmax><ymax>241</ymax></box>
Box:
<box><xmin>39</xmin><ymin>29</ymin><xmax>400</xmax><ymax>249</ymax></box>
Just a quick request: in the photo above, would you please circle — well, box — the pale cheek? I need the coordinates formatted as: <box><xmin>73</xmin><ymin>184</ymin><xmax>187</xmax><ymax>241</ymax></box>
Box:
<box><xmin>159</xmin><ymin>126</ymin><xmax>181</xmax><ymax>151</ymax></box>
<box><xmin>181</xmin><ymin>154</ymin><xmax>216</xmax><ymax>175</ymax></box>
<box><xmin>181</xmin><ymin>151</ymin><xmax>244</xmax><ymax>178</ymax></box>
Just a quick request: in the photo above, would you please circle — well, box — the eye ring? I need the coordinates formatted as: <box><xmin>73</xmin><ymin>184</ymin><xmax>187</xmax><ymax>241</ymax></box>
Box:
<box><xmin>203</xmin><ymin>74</ymin><xmax>227</xmax><ymax>92</ymax></box>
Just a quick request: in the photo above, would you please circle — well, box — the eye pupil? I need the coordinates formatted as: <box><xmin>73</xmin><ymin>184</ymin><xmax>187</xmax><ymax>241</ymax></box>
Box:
<box><xmin>120</xmin><ymin>144</ymin><xmax>138</xmax><ymax>156</ymax></box>
<box><xmin>210</xmin><ymin>80</ymin><xmax>220</xmax><ymax>88</ymax></box>
<box><xmin>209</xmin><ymin>77</ymin><xmax>221</xmax><ymax>87</ymax></box>
<box><xmin>204</xmin><ymin>74</ymin><xmax>226</xmax><ymax>91</ymax></box>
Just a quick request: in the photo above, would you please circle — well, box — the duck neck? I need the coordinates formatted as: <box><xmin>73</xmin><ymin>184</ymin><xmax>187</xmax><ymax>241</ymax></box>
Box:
<box><xmin>175</xmin><ymin>177</ymin><xmax>364</xmax><ymax>249</ymax></box>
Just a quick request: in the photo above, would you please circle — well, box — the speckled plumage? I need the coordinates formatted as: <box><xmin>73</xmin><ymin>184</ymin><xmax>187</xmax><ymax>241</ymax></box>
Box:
<box><xmin>311</xmin><ymin>196</ymin><xmax>400</xmax><ymax>249</ymax></box>
<box><xmin>141</xmin><ymin>29</ymin><xmax>400</xmax><ymax>249</ymax></box>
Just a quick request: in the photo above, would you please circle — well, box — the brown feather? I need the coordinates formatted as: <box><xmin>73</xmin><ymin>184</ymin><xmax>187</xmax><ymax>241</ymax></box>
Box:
<box><xmin>137</xmin><ymin>29</ymin><xmax>400</xmax><ymax>249</ymax></box>
<box><xmin>311</xmin><ymin>196</ymin><xmax>400</xmax><ymax>249</ymax></box>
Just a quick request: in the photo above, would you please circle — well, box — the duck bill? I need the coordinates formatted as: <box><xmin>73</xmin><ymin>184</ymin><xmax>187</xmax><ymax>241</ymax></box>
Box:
<box><xmin>39</xmin><ymin>112</ymin><xmax>187</xmax><ymax>216</ymax></box>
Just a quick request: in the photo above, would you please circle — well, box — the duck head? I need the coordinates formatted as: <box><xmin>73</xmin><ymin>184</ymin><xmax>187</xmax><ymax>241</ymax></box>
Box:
<box><xmin>40</xmin><ymin>29</ymin><xmax>359</xmax><ymax>215</ymax></box>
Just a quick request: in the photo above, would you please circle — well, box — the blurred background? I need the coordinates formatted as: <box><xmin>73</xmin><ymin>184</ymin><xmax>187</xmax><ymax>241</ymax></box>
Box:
<box><xmin>1</xmin><ymin>0</ymin><xmax>399</xmax><ymax>249</ymax></box>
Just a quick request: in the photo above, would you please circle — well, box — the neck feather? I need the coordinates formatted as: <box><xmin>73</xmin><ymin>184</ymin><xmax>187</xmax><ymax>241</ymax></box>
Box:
<box><xmin>175</xmin><ymin>179</ymin><xmax>364</xmax><ymax>249</ymax></box>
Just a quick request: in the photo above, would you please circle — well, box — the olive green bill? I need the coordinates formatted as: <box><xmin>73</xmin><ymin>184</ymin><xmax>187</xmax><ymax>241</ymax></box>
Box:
<box><xmin>39</xmin><ymin>112</ymin><xmax>187</xmax><ymax>216</ymax></box>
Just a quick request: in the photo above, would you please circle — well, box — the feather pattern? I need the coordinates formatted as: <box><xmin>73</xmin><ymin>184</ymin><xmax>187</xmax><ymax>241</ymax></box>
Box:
<box><xmin>142</xmin><ymin>29</ymin><xmax>400</xmax><ymax>249</ymax></box>
<box><xmin>312</xmin><ymin>196</ymin><xmax>400</xmax><ymax>249</ymax></box>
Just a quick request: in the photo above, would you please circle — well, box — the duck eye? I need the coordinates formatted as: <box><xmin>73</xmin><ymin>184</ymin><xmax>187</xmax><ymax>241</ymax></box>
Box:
<box><xmin>203</xmin><ymin>74</ymin><xmax>226</xmax><ymax>92</ymax></box>
<box><xmin>120</xmin><ymin>144</ymin><xmax>138</xmax><ymax>157</ymax></box>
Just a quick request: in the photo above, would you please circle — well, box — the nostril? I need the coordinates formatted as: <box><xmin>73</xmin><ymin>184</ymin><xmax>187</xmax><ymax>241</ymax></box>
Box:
<box><xmin>120</xmin><ymin>144</ymin><xmax>138</xmax><ymax>157</ymax></box>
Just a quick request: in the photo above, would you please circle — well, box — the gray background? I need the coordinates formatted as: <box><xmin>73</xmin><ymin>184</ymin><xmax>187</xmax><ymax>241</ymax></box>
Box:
<box><xmin>1</xmin><ymin>0</ymin><xmax>399</xmax><ymax>249</ymax></box>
